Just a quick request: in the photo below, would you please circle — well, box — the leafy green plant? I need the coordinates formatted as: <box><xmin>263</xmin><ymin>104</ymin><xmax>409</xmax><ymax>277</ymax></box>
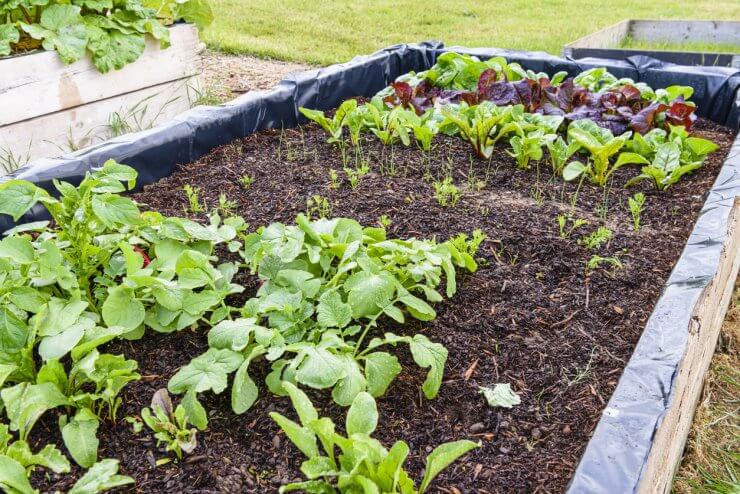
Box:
<box><xmin>344</xmin><ymin>162</ymin><xmax>369</xmax><ymax>190</ymax></box>
<box><xmin>378</xmin><ymin>215</ymin><xmax>392</xmax><ymax>229</ymax></box>
<box><xmin>433</xmin><ymin>177</ymin><xmax>460</xmax><ymax>207</ymax></box>
<box><xmin>451</xmin><ymin>229</ymin><xmax>486</xmax><ymax>258</ymax></box>
<box><xmin>508</xmin><ymin>130</ymin><xmax>556</xmax><ymax>170</ymax></box>
<box><xmin>586</xmin><ymin>255</ymin><xmax>623</xmax><ymax>272</ymax></box>
<box><xmin>557</xmin><ymin>214</ymin><xmax>588</xmax><ymax>239</ymax></box>
<box><xmin>441</xmin><ymin>103</ymin><xmax>514</xmax><ymax>159</ymax></box>
<box><xmin>562</xmin><ymin>120</ymin><xmax>632</xmax><ymax>186</ymax></box>
<box><xmin>306</xmin><ymin>195</ymin><xmax>332</xmax><ymax>219</ymax></box>
<box><xmin>627</xmin><ymin>193</ymin><xmax>646</xmax><ymax>231</ymax></box>
<box><xmin>183</xmin><ymin>184</ymin><xmax>205</xmax><ymax>213</ymax></box>
<box><xmin>328</xmin><ymin>169</ymin><xmax>340</xmax><ymax>189</ymax></box>
<box><xmin>0</xmin><ymin>0</ymin><xmax>213</xmax><ymax>72</ymax></box>
<box><xmin>270</xmin><ymin>382</ymin><xmax>479</xmax><ymax>493</ymax></box>
<box><xmin>299</xmin><ymin>100</ymin><xmax>358</xmax><ymax>146</ymax></box>
<box><xmin>168</xmin><ymin>215</ymin><xmax>478</xmax><ymax>414</ymax></box>
<box><xmin>547</xmin><ymin>137</ymin><xmax>580</xmax><ymax>175</ymax></box>
<box><xmin>580</xmin><ymin>226</ymin><xmax>613</xmax><ymax>250</ymax></box>
<box><xmin>617</xmin><ymin>126</ymin><xmax>719</xmax><ymax>191</ymax></box>
<box><xmin>138</xmin><ymin>389</ymin><xmax>202</xmax><ymax>460</ymax></box>
<box><xmin>239</xmin><ymin>174</ymin><xmax>254</xmax><ymax>190</ymax></box>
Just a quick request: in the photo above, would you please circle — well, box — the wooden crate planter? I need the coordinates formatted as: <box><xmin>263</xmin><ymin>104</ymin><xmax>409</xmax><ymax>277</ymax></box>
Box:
<box><xmin>0</xmin><ymin>24</ymin><xmax>202</xmax><ymax>168</ymax></box>
<box><xmin>563</xmin><ymin>20</ymin><xmax>740</xmax><ymax>68</ymax></box>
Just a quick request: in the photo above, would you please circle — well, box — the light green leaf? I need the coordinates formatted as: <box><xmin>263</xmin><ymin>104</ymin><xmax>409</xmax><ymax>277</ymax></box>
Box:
<box><xmin>91</xmin><ymin>194</ymin><xmax>140</xmax><ymax>227</ymax></box>
<box><xmin>316</xmin><ymin>291</ymin><xmax>352</xmax><ymax>329</ymax></box>
<box><xmin>168</xmin><ymin>348</ymin><xmax>243</xmax><ymax>394</ymax></box>
<box><xmin>231</xmin><ymin>347</ymin><xmax>264</xmax><ymax>414</ymax></box>
<box><xmin>0</xmin><ymin>180</ymin><xmax>49</xmax><ymax>221</ymax></box>
<box><xmin>61</xmin><ymin>408</ymin><xmax>100</xmax><ymax>468</ymax></box>
<box><xmin>182</xmin><ymin>390</ymin><xmax>208</xmax><ymax>430</ymax></box>
<box><xmin>479</xmin><ymin>383</ymin><xmax>521</xmax><ymax>408</ymax></box>
<box><xmin>0</xmin><ymin>25</ymin><xmax>20</xmax><ymax>57</ymax></box>
<box><xmin>0</xmin><ymin>236</ymin><xmax>34</xmax><ymax>264</ymax></box>
<box><xmin>364</xmin><ymin>352</ymin><xmax>402</xmax><ymax>397</ymax></box>
<box><xmin>102</xmin><ymin>286</ymin><xmax>145</xmax><ymax>331</ymax></box>
<box><xmin>0</xmin><ymin>455</ymin><xmax>36</xmax><ymax>494</ymax></box>
<box><xmin>269</xmin><ymin>412</ymin><xmax>319</xmax><ymax>459</ymax></box>
<box><xmin>68</xmin><ymin>459</ymin><xmax>134</xmax><ymax>494</ymax></box>
<box><xmin>294</xmin><ymin>346</ymin><xmax>345</xmax><ymax>390</ymax></box>
<box><xmin>419</xmin><ymin>440</ymin><xmax>479</xmax><ymax>493</ymax></box>
<box><xmin>409</xmin><ymin>335</ymin><xmax>447</xmax><ymax>399</ymax></box>
<box><xmin>2</xmin><ymin>382</ymin><xmax>69</xmax><ymax>439</ymax></box>
<box><xmin>281</xmin><ymin>382</ymin><xmax>318</xmax><ymax>426</ymax></box>
<box><xmin>346</xmin><ymin>392</ymin><xmax>377</xmax><ymax>436</ymax></box>
<box><xmin>562</xmin><ymin>161</ymin><xmax>587</xmax><ymax>181</ymax></box>
<box><xmin>331</xmin><ymin>354</ymin><xmax>366</xmax><ymax>406</ymax></box>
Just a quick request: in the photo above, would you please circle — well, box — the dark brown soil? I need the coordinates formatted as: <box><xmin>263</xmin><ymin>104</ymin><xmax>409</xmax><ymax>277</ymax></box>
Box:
<box><xmin>32</xmin><ymin>118</ymin><xmax>736</xmax><ymax>493</ymax></box>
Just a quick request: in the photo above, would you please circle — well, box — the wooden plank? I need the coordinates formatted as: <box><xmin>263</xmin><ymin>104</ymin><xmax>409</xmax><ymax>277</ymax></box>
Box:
<box><xmin>637</xmin><ymin>198</ymin><xmax>740</xmax><ymax>494</ymax></box>
<box><xmin>0</xmin><ymin>77</ymin><xmax>197</xmax><ymax>165</ymax></box>
<box><xmin>563</xmin><ymin>20</ymin><xmax>630</xmax><ymax>54</ymax></box>
<box><xmin>0</xmin><ymin>24</ymin><xmax>201</xmax><ymax>126</ymax></box>
<box><xmin>630</xmin><ymin>20</ymin><xmax>740</xmax><ymax>45</ymax></box>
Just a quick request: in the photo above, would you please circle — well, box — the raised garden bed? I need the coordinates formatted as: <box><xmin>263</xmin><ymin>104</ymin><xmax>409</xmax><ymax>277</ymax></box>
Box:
<box><xmin>0</xmin><ymin>24</ymin><xmax>202</xmax><ymax>169</ymax></box>
<box><xmin>563</xmin><ymin>20</ymin><xmax>740</xmax><ymax>68</ymax></box>
<box><xmin>1</xmin><ymin>43</ymin><xmax>740</xmax><ymax>494</ymax></box>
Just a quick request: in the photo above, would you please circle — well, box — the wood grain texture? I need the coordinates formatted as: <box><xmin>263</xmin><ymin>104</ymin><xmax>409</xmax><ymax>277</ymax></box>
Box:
<box><xmin>0</xmin><ymin>24</ymin><xmax>201</xmax><ymax>126</ymax></box>
<box><xmin>638</xmin><ymin>198</ymin><xmax>740</xmax><ymax>494</ymax></box>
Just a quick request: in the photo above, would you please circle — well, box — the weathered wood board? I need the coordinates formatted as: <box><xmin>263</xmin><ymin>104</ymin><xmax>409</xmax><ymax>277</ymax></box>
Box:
<box><xmin>0</xmin><ymin>24</ymin><xmax>202</xmax><ymax>168</ymax></box>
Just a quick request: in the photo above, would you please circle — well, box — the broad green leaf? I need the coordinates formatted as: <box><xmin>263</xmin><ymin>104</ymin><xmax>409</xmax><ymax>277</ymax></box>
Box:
<box><xmin>87</xmin><ymin>28</ymin><xmax>145</xmax><ymax>74</ymax></box>
<box><xmin>294</xmin><ymin>346</ymin><xmax>345</xmax><ymax>389</ymax></box>
<box><xmin>0</xmin><ymin>455</ymin><xmax>36</xmax><ymax>494</ymax></box>
<box><xmin>61</xmin><ymin>408</ymin><xmax>100</xmax><ymax>468</ymax></box>
<box><xmin>346</xmin><ymin>271</ymin><xmax>396</xmax><ymax>319</ymax></box>
<box><xmin>2</xmin><ymin>382</ymin><xmax>69</xmax><ymax>439</ymax></box>
<box><xmin>38</xmin><ymin>322</ymin><xmax>86</xmax><ymax>361</ymax></box>
<box><xmin>5</xmin><ymin>441</ymin><xmax>70</xmax><ymax>473</ymax></box>
<box><xmin>68</xmin><ymin>459</ymin><xmax>134</xmax><ymax>494</ymax></box>
<box><xmin>0</xmin><ymin>308</ymin><xmax>28</xmax><ymax>354</ymax></box>
<box><xmin>562</xmin><ymin>161</ymin><xmax>587</xmax><ymax>181</ymax></box>
<box><xmin>409</xmin><ymin>335</ymin><xmax>448</xmax><ymax>399</ymax></box>
<box><xmin>376</xmin><ymin>441</ymin><xmax>410</xmax><ymax>492</ymax></box>
<box><xmin>419</xmin><ymin>440</ymin><xmax>479</xmax><ymax>493</ymax></box>
<box><xmin>300</xmin><ymin>456</ymin><xmax>336</xmax><ymax>480</ymax></box>
<box><xmin>614</xmin><ymin>152</ymin><xmax>650</xmax><ymax>168</ymax></box>
<box><xmin>399</xmin><ymin>294</ymin><xmax>436</xmax><ymax>321</ymax></box>
<box><xmin>686</xmin><ymin>137</ymin><xmax>718</xmax><ymax>157</ymax></box>
<box><xmin>281</xmin><ymin>382</ymin><xmax>318</xmax><ymax>426</ymax></box>
<box><xmin>269</xmin><ymin>412</ymin><xmax>319</xmax><ymax>459</ymax></box>
<box><xmin>231</xmin><ymin>348</ymin><xmax>263</xmax><ymax>414</ymax></box>
<box><xmin>21</xmin><ymin>5</ymin><xmax>88</xmax><ymax>64</ymax></box>
<box><xmin>316</xmin><ymin>291</ymin><xmax>352</xmax><ymax>328</ymax></box>
<box><xmin>0</xmin><ymin>236</ymin><xmax>34</xmax><ymax>264</ymax></box>
<box><xmin>0</xmin><ymin>25</ymin><xmax>19</xmax><ymax>57</ymax></box>
<box><xmin>479</xmin><ymin>383</ymin><xmax>521</xmax><ymax>408</ymax></box>
<box><xmin>346</xmin><ymin>392</ymin><xmax>377</xmax><ymax>436</ymax></box>
<box><xmin>182</xmin><ymin>390</ymin><xmax>208</xmax><ymax>430</ymax></box>
<box><xmin>331</xmin><ymin>354</ymin><xmax>366</xmax><ymax>406</ymax></box>
<box><xmin>91</xmin><ymin>194</ymin><xmax>140</xmax><ymax>227</ymax></box>
<box><xmin>208</xmin><ymin>318</ymin><xmax>258</xmax><ymax>352</ymax></box>
<box><xmin>168</xmin><ymin>348</ymin><xmax>243</xmax><ymax>394</ymax></box>
<box><xmin>364</xmin><ymin>352</ymin><xmax>402</xmax><ymax>397</ymax></box>
<box><xmin>0</xmin><ymin>180</ymin><xmax>49</xmax><ymax>221</ymax></box>
<box><xmin>102</xmin><ymin>286</ymin><xmax>144</xmax><ymax>331</ymax></box>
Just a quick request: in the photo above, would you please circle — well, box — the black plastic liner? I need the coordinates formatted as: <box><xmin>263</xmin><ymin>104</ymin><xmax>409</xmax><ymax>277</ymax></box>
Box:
<box><xmin>2</xmin><ymin>41</ymin><xmax>740</xmax><ymax>494</ymax></box>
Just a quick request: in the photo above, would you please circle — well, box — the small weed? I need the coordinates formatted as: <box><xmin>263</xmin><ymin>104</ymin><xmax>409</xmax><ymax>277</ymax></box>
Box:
<box><xmin>586</xmin><ymin>255</ymin><xmax>623</xmax><ymax>272</ymax></box>
<box><xmin>216</xmin><ymin>194</ymin><xmax>237</xmax><ymax>216</ymax></box>
<box><xmin>628</xmin><ymin>192</ymin><xmax>646</xmax><ymax>232</ymax></box>
<box><xmin>239</xmin><ymin>174</ymin><xmax>254</xmax><ymax>190</ymax></box>
<box><xmin>565</xmin><ymin>348</ymin><xmax>597</xmax><ymax>387</ymax></box>
<box><xmin>557</xmin><ymin>214</ymin><xmax>588</xmax><ymax>239</ymax></box>
<box><xmin>306</xmin><ymin>194</ymin><xmax>331</xmax><ymax>219</ymax></box>
<box><xmin>433</xmin><ymin>176</ymin><xmax>460</xmax><ymax>207</ymax></box>
<box><xmin>190</xmin><ymin>84</ymin><xmax>233</xmax><ymax>106</ymax></box>
<box><xmin>378</xmin><ymin>215</ymin><xmax>392</xmax><ymax>229</ymax></box>
<box><xmin>344</xmin><ymin>162</ymin><xmax>369</xmax><ymax>189</ymax></box>
<box><xmin>452</xmin><ymin>229</ymin><xmax>486</xmax><ymax>257</ymax></box>
<box><xmin>580</xmin><ymin>226</ymin><xmax>613</xmax><ymax>250</ymax></box>
<box><xmin>183</xmin><ymin>184</ymin><xmax>205</xmax><ymax>213</ymax></box>
<box><xmin>328</xmin><ymin>169</ymin><xmax>341</xmax><ymax>189</ymax></box>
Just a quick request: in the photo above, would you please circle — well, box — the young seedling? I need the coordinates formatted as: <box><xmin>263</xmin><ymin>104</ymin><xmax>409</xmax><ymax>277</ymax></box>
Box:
<box><xmin>270</xmin><ymin>383</ymin><xmax>480</xmax><ymax>493</ymax></box>
<box><xmin>586</xmin><ymin>255</ymin><xmax>623</xmax><ymax>273</ymax></box>
<box><xmin>557</xmin><ymin>214</ymin><xmax>588</xmax><ymax>239</ymax></box>
<box><xmin>378</xmin><ymin>214</ymin><xmax>392</xmax><ymax>229</ymax></box>
<box><xmin>433</xmin><ymin>176</ymin><xmax>460</xmax><ymax>207</ymax></box>
<box><xmin>239</xmin><ymin>174</ymin><xmax>254</xmax><ymax>190</ymax></box>
<box><xmin>328</xmin><ymin>169</ymin><xmax>340</xmax><ymax>189</ymax></box>
<box><xmin>138</xmin><ymin>389</ymin><xmax>200</xmax><ymax>460</ymax></box>
<box><xmin>452</xmin><ymin>229</ymin><xmax>486</xmax><ymax>257</ymax></box>
<box><xmin>627</xmin><ymin>192</ymin><xmax>646</xmax><ymax>231</ymax></box>
<box><xmin>216</xmin><ymin>194</ymin><xmax>237</xmax><ymax>217</ymax></box>
<box><xmin>580</xmin><ymin>226</ymin><xmax>613</xmax><ymax>250</ymax></box>
<box><xmin>344</xmin><ymin>161</ymin><xmax>369</xmax><ymax>189</ymax></box>
<box><xmin>183</xmin><ymin>184</ymin><xmax>205</xmax><ymax>213</ymax></box>
<box><xmin>306</xmin><ymin>194</ymin><xmax>332</xmax><ymax>219</ymax></box>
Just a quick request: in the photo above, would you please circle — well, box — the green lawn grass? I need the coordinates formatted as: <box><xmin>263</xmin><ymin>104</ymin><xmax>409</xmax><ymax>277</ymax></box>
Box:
<box><xmin>202</xmin><ymin>0</ymin><xmax>740</xmax><ymax>65</ymax></box>
<box><xmin>619</xmin><ymin>37</ymin><xmax>739</xmax><ymax>54</ymax></box>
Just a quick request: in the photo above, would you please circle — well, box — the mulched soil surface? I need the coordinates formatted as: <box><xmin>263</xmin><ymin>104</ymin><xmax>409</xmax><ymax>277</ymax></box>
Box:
<box><xmin>32</xmin><ymin>118</ymin><xmax>736</xmax><ymax>493</ymax></box>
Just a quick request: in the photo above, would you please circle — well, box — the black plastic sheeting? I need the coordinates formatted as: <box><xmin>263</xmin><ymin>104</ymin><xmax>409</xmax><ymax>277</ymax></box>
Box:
<box><xmin>2</xmin><ymin>41</ymin><xmax>740</xmax><ymax>493</ymax></box>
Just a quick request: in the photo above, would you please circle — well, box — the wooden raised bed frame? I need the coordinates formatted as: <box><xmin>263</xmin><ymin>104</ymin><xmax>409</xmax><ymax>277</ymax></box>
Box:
<box><xmin>0</xmin><ymin>24</ymin><xmax>202</xmax><ymax>167</ymax></box>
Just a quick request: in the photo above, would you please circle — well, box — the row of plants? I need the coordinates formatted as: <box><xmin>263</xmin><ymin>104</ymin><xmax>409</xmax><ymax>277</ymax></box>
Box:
<box><xmin>0</xmin><ymin>161</ymin><xmax>484</xmax><ymax>492</ymax></box>
<box><xmin>0</xmin><ymin>0</ymin><xmax>212</xmax><ymax>72</ymax></box>
<box><xmin>300</xmin><ymin>55</ymin><xmax>718</xmax><ymax>192</ymax></box>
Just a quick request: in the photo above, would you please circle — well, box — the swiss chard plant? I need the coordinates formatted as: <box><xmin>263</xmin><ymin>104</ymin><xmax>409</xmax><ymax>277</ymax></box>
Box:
<box><xmin>168</xmin><ymin>215</ymin><xmax>479</xmax><ymax>414</ymax></box>
<box><xmin>508</xmin><ymin>129</ymin><xmax>557</xmax><ymax>170</ymax></box>
<box><xmin>562</xmin><ymin>119</ymin><xmax>632</xmax><ymax>186</ymax></box>
<box><xmin>0</xmin><ymin>0</ymin><xmax>213</xmax><ymax>72</ymax></box>
<box><xmin>270</xmin><ymin>382</ymin><xmax>479</xmax><ymax>493</ymax></box>
<box><xmin>136</xmin><ymin>389</ymin><xmax>203</xmax><ymax>459</ymax></box>
<box><xmin>299</xmin><ymin>100</ymin><xmax>359</xmax><ymax>146</ymax></box>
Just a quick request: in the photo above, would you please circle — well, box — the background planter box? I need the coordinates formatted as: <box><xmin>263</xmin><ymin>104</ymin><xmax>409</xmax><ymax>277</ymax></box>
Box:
<box><xmin>2</xmin><ymin>42</ymin><xmax>739</xmax><ymax>493</ymax></box>
<box><xmin>0</xmin><ymin>24</ymin><xmax>202</xmax><ymax>170</ymax></box>
<box><xmin>563</xmin><ymin>20</ymin><xmax>740</xmax><ymax>68</ymax></box>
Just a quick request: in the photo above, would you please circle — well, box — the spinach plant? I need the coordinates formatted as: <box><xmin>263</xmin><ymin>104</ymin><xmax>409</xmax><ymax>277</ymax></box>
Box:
<box><xmin>270</xmin><ymin>382</ymin><xmax>479</xmax><ymax>493</ymax></box>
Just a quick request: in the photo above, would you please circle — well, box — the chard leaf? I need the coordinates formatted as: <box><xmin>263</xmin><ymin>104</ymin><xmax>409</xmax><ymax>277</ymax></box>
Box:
<box><xmin>364</xmin><ymin>352</ymin><xmax>402</xmax><ymax>397</ymax></box>
<box><xmin>2</xmin><ymin>382</ymin><xmax>69</xmax><ymax>439</ymax></box>
<box><xmin>60</xmin><ymin>408</ymin><xmax>99</xmax><ymax>468</ymax></box>
<box><xmin>68</xmin><ymin>459</ymin><xmax>134</xmax><ymax>494</ymax></box>
<box><xmin>419</xmin><ymin>440</ymin><xmax>479</xmax><ymax>493</ymax></box>
<box><xmin>479</xmin><ymin>383</ymin><xmax>521</xmax><ymax>408</ymax></box>
<box><xmin>409</xmin><ymin>335</ymin><xmax>447</xmax><ymax>399</ymax></box>
<box><xmin>346</xmin><ymin>392</ymin><xmax>377</xmax><ymax>436</ymax></box>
